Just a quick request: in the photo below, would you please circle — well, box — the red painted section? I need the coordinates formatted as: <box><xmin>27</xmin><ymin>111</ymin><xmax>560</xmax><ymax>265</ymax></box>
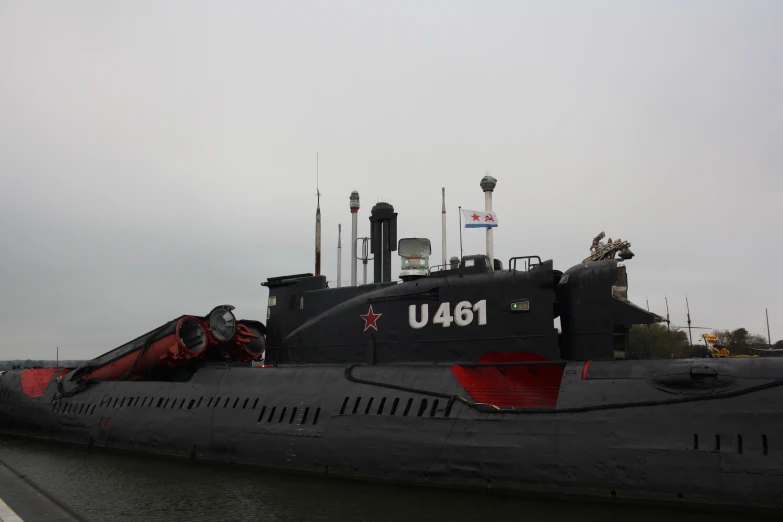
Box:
<box><xmin>451</xmin><ymin>352</ymin><xmax>565</xmax><ymax>408</ymax></box>
<box><xmin>581</xmin><ymin>360</ymin><xmax>592</xmax><ymax>380</ymax></box>
<box><xmin>83</xmin><ymin>317</ymin><xmax>206</xmax><ymax>382</ymax></box>
<box><xmin>21</xmin><ymin>368</ymin><xmax>69</xmax><ymax>397</ymax></box>
<box><xmin>227</xmin><ymin>324</ymin><xmax>265</xmax><ymax>361</ymax></box>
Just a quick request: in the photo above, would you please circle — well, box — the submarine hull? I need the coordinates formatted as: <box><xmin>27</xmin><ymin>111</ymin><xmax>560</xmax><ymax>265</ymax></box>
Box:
<box><xmin>2</xmin><ymin>359</ymin><xmax>782</xmax><ymax>511</ymax></box>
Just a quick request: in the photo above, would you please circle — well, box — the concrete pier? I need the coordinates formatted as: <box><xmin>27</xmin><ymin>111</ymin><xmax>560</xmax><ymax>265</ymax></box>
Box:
<box><xmin>0</xmin><ymin>458</ymin><xmax>84</xmax><ymax>521</ymax></box>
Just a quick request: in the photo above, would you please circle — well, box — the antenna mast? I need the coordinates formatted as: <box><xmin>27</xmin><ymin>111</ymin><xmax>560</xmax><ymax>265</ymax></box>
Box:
<box><xmin>336</xmin><ymin>224</ymin><xmax>342</xmax><ymax>287</ymax></box>
<box><xmin>767</xmin><ymin>308</ymin><xmax>772</xmax><ymax>346</ymax></box>
<box><xmin>315</xmin><ymin>152</ymin><xmax>321</xmax><ymax>276</ymax></box>
<box><xmin>665</xmin><ymin>294</ymin><xmax>672</xmax><ymax>358</ymax></box>
<box><xmin>441</xmin><ymin>187</ymin><xmax>447</xmax><ymax>267</ymax></box>
<box><xmin>686</xmin><ymin>296</ymin><xmax>693</xmax><ymax>346</ymax></box>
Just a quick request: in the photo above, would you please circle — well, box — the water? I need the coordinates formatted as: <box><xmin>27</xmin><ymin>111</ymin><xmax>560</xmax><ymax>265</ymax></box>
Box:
<box><xmin>0</xmin><ymin>436</ymin><xmax>754</xmax><ymax>522</ymax></box>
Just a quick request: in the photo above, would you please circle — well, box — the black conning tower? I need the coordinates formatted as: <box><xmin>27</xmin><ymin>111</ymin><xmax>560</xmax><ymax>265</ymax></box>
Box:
<box><xmin>369</xmin><ymin>202</ymin><xmax>397</xmax><ymax>283</ymax></box>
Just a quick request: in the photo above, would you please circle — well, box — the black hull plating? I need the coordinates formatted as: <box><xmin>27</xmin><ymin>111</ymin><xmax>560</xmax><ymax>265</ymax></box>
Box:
<box><xmin>2</xmin><ymin>358</ymin><xmax>783</xmax><ymax>511</ymax></box>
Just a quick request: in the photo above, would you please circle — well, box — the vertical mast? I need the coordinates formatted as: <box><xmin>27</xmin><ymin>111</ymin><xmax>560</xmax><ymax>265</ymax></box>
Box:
<box><xmin>767</xmin><ymin>308</ymin><xmax>772</xmax><ymax>346</ymax></box>
<box><xmin>480</xmin><ymin>174</ymin><xmax>497</xmax><ymax>269</ymax></box>
<box><xmin>665</xmin><ymin>294</ymin><xmax>672</xmax><ymax>358</ymax></box>
<box><xmin>350</xmin><ymin>191</ymin><xmax>360</xmax><ymax>286</ymax></box>
<box><xmin>337</xmin><ymin>224</ymin><xmax>342</xmax><ymax>287</ymax></box>
<box><xmin>686</xmin><ymin>296</ymin><xmax>693</xmax><ymax>346</ymax></box>
<box><xmin>315</xmin><ymin>152</ymin><xmax>321</xmax><ymax>276</ymax></box>
<box><xmin>441</xmin><ymin>187</ymin><xmax>447</xmax><ymax>267</ymax></box>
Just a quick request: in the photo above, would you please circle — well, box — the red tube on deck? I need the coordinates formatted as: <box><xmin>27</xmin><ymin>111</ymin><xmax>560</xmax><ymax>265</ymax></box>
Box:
<box><xmin>83</xmin><ymin>317</ymin><xmax>208</xmax><ymax>382</ymax></box>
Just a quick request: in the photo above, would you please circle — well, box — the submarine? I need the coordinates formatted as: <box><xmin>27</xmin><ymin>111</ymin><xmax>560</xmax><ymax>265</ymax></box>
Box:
<box><xmin>1</xmin><ymin>177</ymin><xmax>782</xmax><ymax>513</ymax></box>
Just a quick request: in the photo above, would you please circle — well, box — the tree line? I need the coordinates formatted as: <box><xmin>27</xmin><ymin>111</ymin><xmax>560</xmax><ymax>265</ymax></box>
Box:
<box><xmin>0</xmin><ymin>360</ymin><xmax>86</xmax><ymax>370</ymax></box>
<box><xmin>628</xmin><ymin>324</ymin><xmax>781</xmax><ymax>359</ymax></box>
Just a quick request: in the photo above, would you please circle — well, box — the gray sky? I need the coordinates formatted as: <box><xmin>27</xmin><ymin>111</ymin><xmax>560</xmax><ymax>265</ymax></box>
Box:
<box><xmin>1</xmin><ymin>0</ymin><xmax>781</xmax><ymax>360</ymax></box>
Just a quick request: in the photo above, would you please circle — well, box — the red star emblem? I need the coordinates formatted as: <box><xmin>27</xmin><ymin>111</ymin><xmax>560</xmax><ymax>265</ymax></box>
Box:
<box><xmin>360</xmin><ymin>305</ymin><xmax>382</xmax><ymax>331</ymax></box>
<box><xmin>471</xmin><ymin>213</ymin><xmax>480</xmax><ymax>221</ymax></box>
<box><xmin>484</xmin><ymin>214</ymin><xmax>494</xmax><ymax>222</ymax></box>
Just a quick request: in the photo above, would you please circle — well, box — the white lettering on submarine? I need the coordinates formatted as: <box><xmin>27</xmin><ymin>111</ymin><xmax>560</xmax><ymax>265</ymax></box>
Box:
<box><xmin>408</xmin><ymin>300</ymin><xmax>487</xmax><ymax>328</ymax></box>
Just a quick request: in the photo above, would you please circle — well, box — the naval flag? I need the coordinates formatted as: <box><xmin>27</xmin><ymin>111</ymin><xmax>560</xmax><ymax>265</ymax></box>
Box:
<box><xmin>461</xmin><ymin>208</ymin><xmax>498</xmax><ymax>228</ymax></box>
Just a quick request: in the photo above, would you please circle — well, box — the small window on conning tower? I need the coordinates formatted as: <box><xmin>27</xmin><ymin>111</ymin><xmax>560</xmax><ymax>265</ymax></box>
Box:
<box><xmin>243</xmin><ymin>398</ymin><xmax>249</xmax><ymax>409</ymax></box>
<box><xmin>301</xmin><ymin>407</ymin><xmax>310</xmax><ymax>424</ymax></box>
<box><xmin>233</xmin><ymin>398</ymin><xmax>239</xmax><ymax>408</ymax></box>
<box><xmin>313</xmin><ymin>407</ymin><xmax>321</xmax><ymax>425</ymax></box>
<box><xmin>257</xmin><ymin>406</ymin><xmax>267</xmax><ymax>422</ymax></box>
<box><xmin>364</xmin><ymin>397</ymin><xmax>374</xmax><ymax>414</ymax></box>
<box><xmin>289</xmin><ymin>407</ymin><xmax>298</xmax><ymax>424</ymax></box>
<box><xmin>268</xmin><ymin>406</ymin><xmax>276</xmax><ymax>422</ymax></box>
<box><xmin>340</xmin><ymin>397</ymin><xmax>349</xmax><ymax>415</ymax></box>
<box><xmin>157</xmin><ymin>398</ymin><xmax>164</xmax><ymax>408</ymax></box>
<box><xmin>352</xmin><ymin>397</ymin><xmax>362</xmax><ymax>414</ymax></box>
<box><xmin>430</xmin><ymin>399</ymin><xmax>439</xmax><ymax>417</ymax></box>
<box><xmin>188</xmin><ymin>399</ymin><xmax>195</xmax><ymax>410</ymax></box>
<box><xmin>377</xmin><ymin>398</ymin><xmax>386</xmax><ymax>415</ymax></box>
<box><xmin>279</xmin><ymin>407</ymin><xmax>287</xmax><ymax>423</ymax></box>
<box><xmin>403</xmin><ymin>398</ymin><xmax>413</xmax><ymax>416</ymax></box>
<box><xmin>252</xmin><ymin>398</ymin><xmax>258</xmax><ymax>409</ymax></box>
<box><xmin>390</xmin><ymin>398</ymin><xmax>399</xmax><ymax>415</ymax></box>
<box><xmin>417</xmin><ymin>399</ymin><xmax>428</xmax><ymax>417</ymax></box>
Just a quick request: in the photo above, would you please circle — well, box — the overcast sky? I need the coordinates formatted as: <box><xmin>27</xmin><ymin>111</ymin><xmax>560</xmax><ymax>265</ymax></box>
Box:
<box><xmin>1</xmin><ymin>0</ymin><xmax>780</xmax><ymax>360</ymax></box>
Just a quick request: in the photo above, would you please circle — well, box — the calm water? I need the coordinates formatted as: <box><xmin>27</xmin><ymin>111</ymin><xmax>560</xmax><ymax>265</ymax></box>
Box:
<box><xmin>0</xmin><ymin>436</ymin><xmax>754</xmax><ymax>522</ymax></box>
